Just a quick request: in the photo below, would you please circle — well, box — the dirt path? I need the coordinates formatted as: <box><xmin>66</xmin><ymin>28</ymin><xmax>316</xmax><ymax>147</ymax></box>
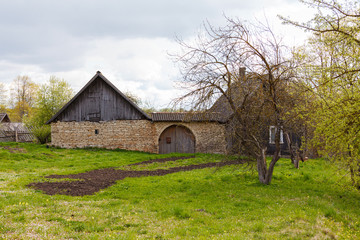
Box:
<box><xmin>28</xmin><ymin>156</ymin><xmax>242</xmax><ymax>196</ymax></box>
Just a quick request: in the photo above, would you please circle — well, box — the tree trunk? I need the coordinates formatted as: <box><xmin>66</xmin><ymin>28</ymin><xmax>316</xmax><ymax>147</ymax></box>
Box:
<box><xmin>285</xmin><ymin>132</ymin><xmax>295</xmax><ymax>164</ymax></box>
<box><xmin>257</xmin><ymin>148</ymin><xmax>268</xmax><ymax>184</ymax></box>
<box><xmin>257</xmin><ymin>147</ymin><xmax>281</xmax><ymax>184</ymax></box>
<box><xmin>293</xmin><ymin>157</ymin><xmax>299</xmax><ymax>168</ymax></box>
<box><xmin>285</xmin><ymin>132</ymin><xmax>302</xmax><ymax>168</ymax></box>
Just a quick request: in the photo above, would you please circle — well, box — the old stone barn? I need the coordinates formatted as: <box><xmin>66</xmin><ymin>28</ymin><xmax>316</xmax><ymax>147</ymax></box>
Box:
<box><xmin>47</xmin><ymin>71</ymin><xmax>227</xmax><ymax>154</ymax></box>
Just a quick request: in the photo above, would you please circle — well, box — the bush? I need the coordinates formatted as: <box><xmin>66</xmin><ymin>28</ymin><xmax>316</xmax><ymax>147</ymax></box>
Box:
<box><xmin>31</xmin><ymin>125</ymin><xmax>51</xmax><ymax>144</ymax></box>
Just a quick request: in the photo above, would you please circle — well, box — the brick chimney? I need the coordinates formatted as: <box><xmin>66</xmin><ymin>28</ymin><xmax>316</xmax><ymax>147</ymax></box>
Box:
<box><xmin>239</xmin><ymin>67</ymin><xmax>246</xmax><ymax>79</ymax></box>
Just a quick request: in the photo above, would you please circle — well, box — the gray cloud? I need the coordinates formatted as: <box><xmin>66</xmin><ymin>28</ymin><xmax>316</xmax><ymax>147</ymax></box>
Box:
<box><xmin>0</xmin><ymin>0</ymin><xmax>283</xmax><ymax>72</ymax></box>
<box><xmin>0</xmin><ymin>0</ymin><xmax>221</xmax><ymax>37</ymax></box>
<box><xmin>0</xmin><ymin>0</ymin><xmax>222</xmax><ymax>71</ymax></box>
<box><xmin>0</xmin><ymin>0</ymin><xmax>309</xmax><ymax>106</ymax></box>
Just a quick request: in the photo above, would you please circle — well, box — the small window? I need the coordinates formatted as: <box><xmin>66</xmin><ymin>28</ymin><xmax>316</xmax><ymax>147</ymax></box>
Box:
<box><xmin>269</xmin><ymin>126</ymin><xmax>283</xmax><ymax>144</ymax></box>
<box><xmin>88</xmin><ymin>113</ymin><xmax>101</xmax><ymax>122</ymax></box>
<box><xmin>166</xmin><ymin>137</ymin><xmax>171</xmax><ymax>144</ymax></box>
<box><xmin>95</xmin><ymin>129</ymin><xmax>99</xmax><ymax>135</ymax></box>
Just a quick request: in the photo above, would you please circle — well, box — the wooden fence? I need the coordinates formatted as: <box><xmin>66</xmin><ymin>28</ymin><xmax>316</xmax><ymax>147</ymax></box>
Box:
<box><xmin>0</xmin><ymin>123</ymin><xmax>35</xmax><ymax>142</ymax></box>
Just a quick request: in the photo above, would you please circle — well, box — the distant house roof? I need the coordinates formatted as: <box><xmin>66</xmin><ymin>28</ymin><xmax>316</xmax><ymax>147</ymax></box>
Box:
<box><xmin>208</xmin><ymin>68</ymin><xmax>265</xmax><ymax>121</ymax></box>
<box><xmin>1</xmin><ymin>122</ymin><xmax>29</xmax><ymax>131</ymax></box>
<box><xmin>0</xmin><ymin>113</ymin><xmax>10</xmax><ymax>123</ymax></box>
<box><xmin>209</xmin><ymin>95</ymin><xmax>234</xmax><ymax>121</ymax></box>
<box><xmin>151</xmin><ymin>112</ymin><xmax>226</xmax><ymax>123</ymax></box>
<box><xmin>46</xmin><ymin>71</ymin><xmax>151</xmax><ymax>124</ymax></box>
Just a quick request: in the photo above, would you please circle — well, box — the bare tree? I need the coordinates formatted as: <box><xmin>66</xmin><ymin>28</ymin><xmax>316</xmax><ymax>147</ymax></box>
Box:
<box><xmin>9</xmin><ymin>75</ymin><xmax>38</xmax><ymax>121</ymax></box>
<box><xmin>173</xmin><ymin>17</ymin><xmax>301</xmax><ymax>184</ymax></box>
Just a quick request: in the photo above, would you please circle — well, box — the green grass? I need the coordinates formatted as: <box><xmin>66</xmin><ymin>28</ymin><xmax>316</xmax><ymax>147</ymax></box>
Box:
<box><xmin>0</xmin><ymin>142</ymin><xmax>359</xmax><ymax>239</ymax></box>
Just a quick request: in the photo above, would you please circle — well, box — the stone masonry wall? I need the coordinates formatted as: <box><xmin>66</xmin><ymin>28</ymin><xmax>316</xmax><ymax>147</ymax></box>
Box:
<box><xmin>51</xmin><ymin>120</ymin><xmax>227</xmax><ymax>154</ymax></box>
<box><xmin>153</xmin><ymin>122</ymin><xmax>227</xmax><ymax>154</ymax></box>
<box><xmin>51</xmin><ymin>120</ymin><xmax>157</xmax><ymax>153</ymax></box>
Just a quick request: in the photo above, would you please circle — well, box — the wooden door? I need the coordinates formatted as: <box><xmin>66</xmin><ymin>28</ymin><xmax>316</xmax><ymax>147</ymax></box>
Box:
<box><xmin>159</xmin><ymin>125</ymin><xmax>195</xmax><ymax>154</ymax></box>
<box><xmin>87</xmin><ymin>88</ymin><xmax>101</xmax><ymax>122</ymax></box>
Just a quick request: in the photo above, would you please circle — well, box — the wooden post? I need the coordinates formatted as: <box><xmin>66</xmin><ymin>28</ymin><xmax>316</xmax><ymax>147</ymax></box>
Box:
<box><xmin>15</xmin><ymin>128</ymin><xmax>18</xmax><ymax>142</ymax></box>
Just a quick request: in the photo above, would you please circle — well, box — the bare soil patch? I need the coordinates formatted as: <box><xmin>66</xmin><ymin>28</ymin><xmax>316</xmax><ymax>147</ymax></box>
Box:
<box><xmin>28</xmin><ymin>156</ymin><xmax>242</xmax><ymax>196</ymax></box>
<box><xmin>128</xmin><ymin>155</ymin><xmax>196</xmax><ymax>166</ymax></box>
<box><xmin>1</xmin><ymin>146</ymin><xmax>27</xmax><ymax>153</ymax></box>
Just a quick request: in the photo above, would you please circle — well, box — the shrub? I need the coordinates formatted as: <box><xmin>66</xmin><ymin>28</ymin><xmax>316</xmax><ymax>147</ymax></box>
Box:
<box><xmin>30</xmin><ymin>125</ymin><xmax>51</xmax><ymax>144</ymax></box>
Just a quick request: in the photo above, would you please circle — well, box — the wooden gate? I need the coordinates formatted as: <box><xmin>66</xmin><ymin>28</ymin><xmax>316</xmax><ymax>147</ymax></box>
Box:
<box><xmin>159</xmin><ymin>125</ymin><xmax>195</xmax><ymax>154</ymax></box>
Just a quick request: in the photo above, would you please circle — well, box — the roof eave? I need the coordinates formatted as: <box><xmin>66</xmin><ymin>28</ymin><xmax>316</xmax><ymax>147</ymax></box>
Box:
<box><xmin>98</xmin><ymin>73</ymin><xmax>151</xmax><ymax>120</ymax></box>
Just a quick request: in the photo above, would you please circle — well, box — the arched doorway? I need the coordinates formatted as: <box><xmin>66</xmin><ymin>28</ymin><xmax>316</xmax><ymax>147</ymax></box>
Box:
<box><xmin>159</xmin><ymin>125</ymin><xmax>195</xmax><ymax>154</ymax></box>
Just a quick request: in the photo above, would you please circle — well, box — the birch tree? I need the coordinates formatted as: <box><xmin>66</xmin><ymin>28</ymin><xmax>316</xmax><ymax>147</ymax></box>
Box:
<box><xmin>9</xmin><ymin>75</ymin><xmax>38</xmax><ymax>122</ymax></box>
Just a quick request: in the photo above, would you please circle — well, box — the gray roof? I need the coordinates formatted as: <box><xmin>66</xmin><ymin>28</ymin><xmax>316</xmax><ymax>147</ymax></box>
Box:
<box><xmin>208</xmin><ymin>70</ymin><xmax>263</xmax><ymax>121</ymax></box>
<box><xmin>1</xmin><ymin>122</ymin><xmax>30</xmax><ymax>132</ymax></box>
<box><xmin>0</xmin><ymin>113</ymin><xmax>10</xmax><ymax>123</ymax></box>
<box><xmin>208</xmin><ymin>95</ymin><xmax>234</xmax><ymax>121</ymax></box>
<box><xmin>151</xmin><ymin>112</ymin><xmax>226</xmax><ymax>123</ymax></box>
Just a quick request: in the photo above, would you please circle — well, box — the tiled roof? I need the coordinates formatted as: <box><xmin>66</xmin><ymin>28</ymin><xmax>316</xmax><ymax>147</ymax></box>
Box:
<box><xmin>151</xmin><ymin>112</ymin><xmax>226</xmax><ymax>123</ymax></box>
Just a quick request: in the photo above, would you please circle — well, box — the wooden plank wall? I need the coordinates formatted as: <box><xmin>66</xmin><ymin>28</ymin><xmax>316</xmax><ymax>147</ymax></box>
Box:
<box><xmin>56</xmin><ymin>77</ymin><xmax>145</xmax><ymax>122</ymax></box>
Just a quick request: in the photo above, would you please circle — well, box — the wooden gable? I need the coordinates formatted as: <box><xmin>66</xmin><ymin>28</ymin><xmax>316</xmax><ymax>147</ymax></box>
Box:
<box><xmin>0</xmin><ymin>113</ymin><xmax>10</xmax><ymax>123</ymax></box>
<box><xmin>47</xmin><ymin>71</ymin><xmax>150</xmax><ymax>123</ymax></box>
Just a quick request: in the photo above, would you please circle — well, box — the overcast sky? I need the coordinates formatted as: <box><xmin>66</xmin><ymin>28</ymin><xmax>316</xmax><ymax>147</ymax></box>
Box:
<box><xmin>0</xmin><ymin>0</ymin><xmax>314</xmax><ymax>109</ymax></box>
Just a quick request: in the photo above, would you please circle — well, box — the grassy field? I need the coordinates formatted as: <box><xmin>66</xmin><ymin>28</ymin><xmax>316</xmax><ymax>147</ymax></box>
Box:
<box><xmin>0</xmin><ymin>142</ymin><xmax>359</xmax><ymax>239</ymax></box>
